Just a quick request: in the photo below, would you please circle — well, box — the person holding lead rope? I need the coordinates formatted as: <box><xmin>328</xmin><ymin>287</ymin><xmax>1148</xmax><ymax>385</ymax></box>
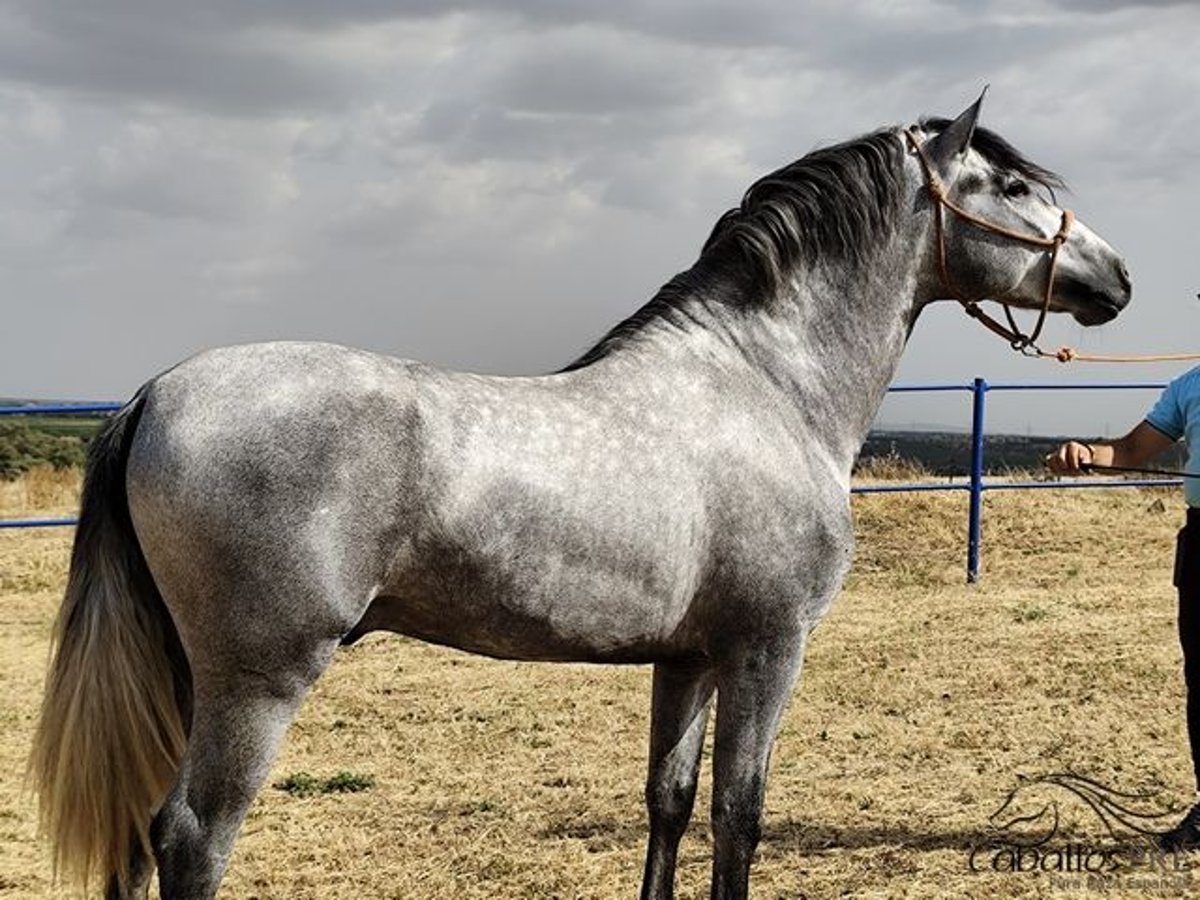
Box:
<box><xmin>1048</xmin><ymin>367</ymin><xmax>1200</xmax><ymax>851</ymax></box>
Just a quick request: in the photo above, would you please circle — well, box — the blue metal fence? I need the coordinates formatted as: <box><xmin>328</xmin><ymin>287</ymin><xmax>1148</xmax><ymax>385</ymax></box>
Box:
<box><xmin>0</xmin><ymin>382</ymin><xmax>1180</xmax><ymax>582</ymax></box>
<box><xmin>851</xmin><ymin>378</ymin><xmax>1177</xmax><ymax>582</ymax></box>
<box><xmin>0</xmin><ymin>401</ymin><xmax>121</xmax><ymax>530</ymax></box>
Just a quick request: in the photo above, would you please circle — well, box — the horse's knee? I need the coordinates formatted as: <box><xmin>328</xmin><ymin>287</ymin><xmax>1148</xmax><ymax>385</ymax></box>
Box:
<box><xmin>711</xmin><ymin>775</ymin><xmax>765</xmax><ymax>852</ymax></box>
<box><xmin>646</xmin><ymin>772</ymin><xmax>698</xmax><ymax>838</ymax></box>
<box><xmin>713</xmin><ymin>802</ymin><xmax>761</xmax><ymax>846</ymax></box>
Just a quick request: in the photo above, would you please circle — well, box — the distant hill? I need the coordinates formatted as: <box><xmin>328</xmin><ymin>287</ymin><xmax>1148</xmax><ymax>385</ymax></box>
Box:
<box><xmin>859</xmin><ymin>429</ymin><xmax>1187</xmax><ymax>476</ymax></box>
<box><xmin>0</xmin><ymin>397</ymin><xmax>108</xmax><ymax>406</ymax></box>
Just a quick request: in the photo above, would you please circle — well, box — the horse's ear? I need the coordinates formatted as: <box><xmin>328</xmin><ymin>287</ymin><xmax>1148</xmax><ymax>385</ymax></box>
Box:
<box><xmin>927</xmin><ymin>89</ymin><xmax>986</xmax><ymax>173</ymax></box>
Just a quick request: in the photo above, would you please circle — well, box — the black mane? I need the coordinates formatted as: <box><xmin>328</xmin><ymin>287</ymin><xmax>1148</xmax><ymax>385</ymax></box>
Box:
<box><xmin>702</xmin><ymin>129</ymin><xmax>907</xmax><ymax>285</ymax></box>
<box><xmin>563</xmin><ymin>119</ymin><xmax>1061</xmax><ymax>371</ymax></box>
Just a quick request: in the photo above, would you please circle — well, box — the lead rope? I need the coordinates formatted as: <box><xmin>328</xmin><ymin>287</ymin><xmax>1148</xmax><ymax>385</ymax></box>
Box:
<box><xmin>1081</xmin><ymin>462</ymin><xmax>1200</xmax><ymax>478</ymax></box>
<box><xmin>1048</xmin><ymin>347</ymin><xmax>1200</xmax><ymax>364</ymax></box>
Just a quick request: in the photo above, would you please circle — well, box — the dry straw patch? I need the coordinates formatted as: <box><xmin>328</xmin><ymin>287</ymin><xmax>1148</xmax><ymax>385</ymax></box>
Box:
<box><xmin>0</xmin><ymin>466</ymin><xmax>80</xmax><ymax>522</ymax></box>
<box><xmin>1</xmin><ymin>470</ymin><xmax>1195</xmax><ymax>898</ymax></box>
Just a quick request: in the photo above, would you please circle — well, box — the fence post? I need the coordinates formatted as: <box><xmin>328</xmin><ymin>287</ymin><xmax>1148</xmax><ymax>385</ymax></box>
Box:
<box><xmin>967</xmin><ymin>377</ymin><xmax>987</xmax><ymax>583</ymax></box>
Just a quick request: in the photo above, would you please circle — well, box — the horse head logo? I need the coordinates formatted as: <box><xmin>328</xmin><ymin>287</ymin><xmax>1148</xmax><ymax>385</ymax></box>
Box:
<box><xmin>989</xmin><ymin>772</ymin><xmax>1182</xmax><ymax>846</ymax></box>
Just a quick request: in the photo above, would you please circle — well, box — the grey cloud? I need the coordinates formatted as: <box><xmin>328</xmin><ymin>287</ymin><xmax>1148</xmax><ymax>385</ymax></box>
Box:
<box><xmin>223</xmin><ymin>0</ymin><xmax>816</xmax><ymax>49</ymax></box>
<box><xmin>324</xmin><ymin>155</ymin><xmax>605</xmax><ymax>265</ymax></box>
<box><xmin>0</xmin><ymin>1</ymin><xmax>1025</xmax><ymax>126</ymax></box>
<box><xmin>1048</xmin><ymin>0</ymin><xmax>1196</xmax><ymax>9</ymax></box>
<box><xmin>4</xmin><ymin>0</ymin><xmax>409</xmax><ymax>40</ymax></box>
<box><xmin>490</xmin><ymin>0</ymin><xmax>813</xmax><ymax>51</ymax></box>
<box><xmin>393</xmin><ymin>25</ymin><xmax>728</xmax><ymax>199</ymax></box>
<box><xmin>0</xmin><ymin>0</ymin><xmax>818</xmax><ymax>123</ymax></box>
<box><xmin>490</xmin><ymin>47</ymin><xmax>698</xmax><ymax>116</ymax></box>
<box><xmin>0</xmin><ymin>2</ymin><xmax>360</xmax><ymax>114</ymax></box>
<box><xmin>417</xmin><ymin>102</ymin><xmax>604</xmax><ymax>163</ymax></box>
<box><xmin>324</xmin><ymin>189</ymin><xmax>431</xmax><ymax>252</ymax></box>
<box><xmin>291</xmin><ymin>121</ymin><xmax>352</xmax><ymax>163</ymax></box>
<box><xmin>415</xmin><ymin>91</ymin><xmax>700</xmax><ymax>168</ymax></box>
<box><xmin>34</xmin><ymin>127</ymin><xmax>278</xmax><ymax>237</ymax></box>
<box><xmin>24</xmin><ymin>0</ymin><xmax>801</xmax><ymax>48</ymax></box>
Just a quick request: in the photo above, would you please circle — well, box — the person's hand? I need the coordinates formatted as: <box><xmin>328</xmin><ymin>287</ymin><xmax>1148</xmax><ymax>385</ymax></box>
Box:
<box><xmin>1045</xmin><ymin>440</ymin><xmax>1094</xmax><ymax>474</ymax></box>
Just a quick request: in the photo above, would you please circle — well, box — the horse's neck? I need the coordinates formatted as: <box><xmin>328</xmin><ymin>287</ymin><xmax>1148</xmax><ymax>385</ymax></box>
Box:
<box><xmin>669</xmin><ymin>245</ymin><xmax>919</xmax><ymax>473</ymax></box>
<box><xmin>751</xmin><ymin>260</ymin><xmax>919</xmax><ymax>469</ymax></box>
<box><xmin>582</xmin><ymin>237</ymin><xmax>921</xmax><ymax>473</ymax></box>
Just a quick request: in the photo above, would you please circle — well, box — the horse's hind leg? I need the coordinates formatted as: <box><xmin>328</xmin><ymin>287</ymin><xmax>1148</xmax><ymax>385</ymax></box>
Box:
<box><xmin>104</xmin><ymin>845</ymin><xmax>154</xmax><ymax>899</ymax></box>
<box><xmin>640</xmin><ymin>661</ymin><xmax>716</xmax><ymax>900</ymax></box>
<box><xmin>151</xmin><ymin>638</ymin><xmax>340</xmax><ymax>899</ymax></box>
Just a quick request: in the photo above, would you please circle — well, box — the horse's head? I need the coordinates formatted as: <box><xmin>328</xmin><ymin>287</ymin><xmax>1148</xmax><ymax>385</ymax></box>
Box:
<box><xmin>907</xmin><ymin>96</ymin><xmax>1131</xmax><ymax>336</ymax></box>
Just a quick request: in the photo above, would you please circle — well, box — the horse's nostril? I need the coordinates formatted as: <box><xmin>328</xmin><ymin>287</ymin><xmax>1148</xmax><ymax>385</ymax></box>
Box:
<box><xmin>1116</xmin><ymin>260</ymin><xmax>1132</xmax><ymax>292</ymax></box>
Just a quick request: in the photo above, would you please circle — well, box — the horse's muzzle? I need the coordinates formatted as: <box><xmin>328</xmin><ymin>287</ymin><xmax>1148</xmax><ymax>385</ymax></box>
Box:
<box><xmin>1059</xmin><ymin>268</ymin><xmax>1131</xmax><ymax>326</ymax></box>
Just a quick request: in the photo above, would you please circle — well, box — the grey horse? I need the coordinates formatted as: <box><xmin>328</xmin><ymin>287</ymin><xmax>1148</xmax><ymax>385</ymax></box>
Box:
<box><xmin>30</xmin><ymin>96</ymin><xmax>1131</xmax><ymax>899</ymax></box>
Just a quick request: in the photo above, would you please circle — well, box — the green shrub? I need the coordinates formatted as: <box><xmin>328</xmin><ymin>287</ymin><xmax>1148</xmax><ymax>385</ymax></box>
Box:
<box><xmin>0</xmin><ymin>421</ymin><xmax>87</xmax><ymax>480</ymax></box>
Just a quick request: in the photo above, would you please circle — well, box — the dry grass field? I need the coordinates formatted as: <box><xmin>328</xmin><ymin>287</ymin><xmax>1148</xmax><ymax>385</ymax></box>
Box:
<box><xmin>1</xmin><ymin>466</ymin><xmax>1197</xmax><ymax>898</ymax></box>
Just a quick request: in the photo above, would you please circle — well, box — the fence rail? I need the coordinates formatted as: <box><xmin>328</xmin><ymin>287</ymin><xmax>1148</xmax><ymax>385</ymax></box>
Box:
<box><xmin>0</xmin><ymin>401</ymin><xmax>122</xmax><ymax>531</ymax></box>
<box><xmin>851</xmin><ymin>378</ymin><xmax>1176</xmax><ymax>582</ymax></box>
<box><xmin>0</xmin><ymin>382</ymin><xmax>1178</xmax><ymax>581</ymax></box>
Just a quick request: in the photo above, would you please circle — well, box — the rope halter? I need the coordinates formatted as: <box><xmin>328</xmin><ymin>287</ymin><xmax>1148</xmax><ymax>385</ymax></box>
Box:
<box><xmin>905</xmin><ymin>127</ymin><xmax>1074</xmax><ymax>357</ymax></box>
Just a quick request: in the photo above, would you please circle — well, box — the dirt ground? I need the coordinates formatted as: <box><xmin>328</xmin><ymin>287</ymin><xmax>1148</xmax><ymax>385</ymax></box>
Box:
<box><xmin>1</xmin><ymin>469</ymin><xmax>1196</xmax><ymax>898</ymax></box>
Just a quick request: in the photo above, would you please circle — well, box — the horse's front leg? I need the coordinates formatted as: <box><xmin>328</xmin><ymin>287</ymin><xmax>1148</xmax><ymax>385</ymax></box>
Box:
<box><xmin>709</xmin><ymin>633</ymin><xmax>808</xmax><ymax>900</ymax></box>
<box><xmin>640</xmin><ymin>661</ymin><xmax>716</xmax><ymax>900</ymax></box>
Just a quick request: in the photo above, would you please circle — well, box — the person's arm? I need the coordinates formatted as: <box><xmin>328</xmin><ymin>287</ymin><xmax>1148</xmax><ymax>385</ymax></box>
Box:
<box><xmin>1046</xmin><ymin>420</ymin><xmax>1177</xmax><ymax>474</ymax></box>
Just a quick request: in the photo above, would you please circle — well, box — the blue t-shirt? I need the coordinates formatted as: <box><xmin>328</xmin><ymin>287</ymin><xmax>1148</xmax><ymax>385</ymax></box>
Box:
<box><xmin>1145</xmin><ymin>365</ymin><xmax>1200</xmax><ymax>507</ymax></box>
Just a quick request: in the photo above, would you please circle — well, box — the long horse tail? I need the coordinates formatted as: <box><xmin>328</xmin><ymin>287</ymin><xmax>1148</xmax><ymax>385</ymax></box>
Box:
<box><xmin>28</xmin><ymin>387</ymin><xmax>191</xmax><ymax>893</ymax></box>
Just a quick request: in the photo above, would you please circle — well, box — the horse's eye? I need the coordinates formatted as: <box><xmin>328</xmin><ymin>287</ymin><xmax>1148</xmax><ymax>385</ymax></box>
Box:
<box><xmin>1004</xmin><ymin>179</ymin><xmax>1031</xmax><ymax>199</ymax></box>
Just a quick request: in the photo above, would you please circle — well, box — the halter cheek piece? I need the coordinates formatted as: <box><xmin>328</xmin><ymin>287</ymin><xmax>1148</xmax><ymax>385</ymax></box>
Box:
<box><xmin>905</xmin><ymin>127</ymin><xmax>1074</xmax><ymax>356</ymax></box>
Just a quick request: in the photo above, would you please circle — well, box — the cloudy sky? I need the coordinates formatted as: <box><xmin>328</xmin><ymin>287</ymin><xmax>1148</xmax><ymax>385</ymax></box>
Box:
<box><xmin>1</xmin><ymin>0</ymin><xmax>1198</xmax><ymax>434</ymax></box>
